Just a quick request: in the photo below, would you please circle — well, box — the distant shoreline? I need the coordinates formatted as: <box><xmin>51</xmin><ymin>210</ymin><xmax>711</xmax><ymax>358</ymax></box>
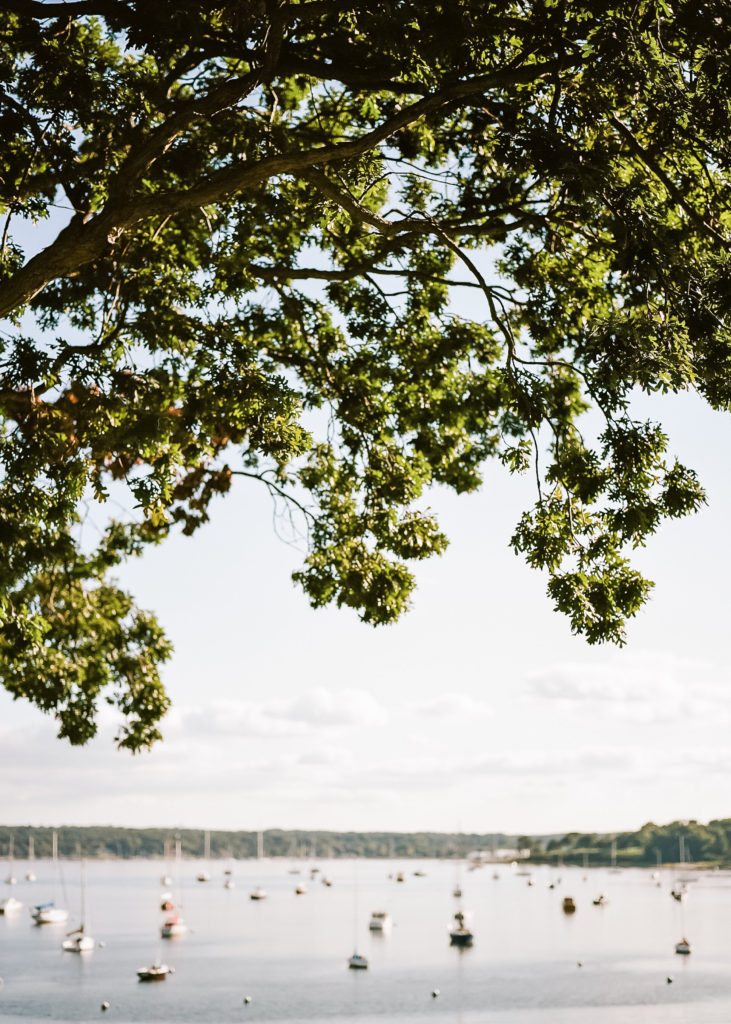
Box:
<box><xmin>1</xmin><ymin>818</ymin><xmax>729</xmax><ymax>867</ymax></box>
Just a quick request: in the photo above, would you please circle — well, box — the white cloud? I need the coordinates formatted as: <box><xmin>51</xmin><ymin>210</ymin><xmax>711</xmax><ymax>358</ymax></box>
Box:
<box><xmin>524</xmin><ymin>654</ymin><xmax>731</xmax><ymax>725</ymax></box>
<box><xmin>412</xmin><ymin>692</ymin><xmax>493</xmax><ymax>718</ymax></box>
<box><xmin>174</xmin><ymin>687</ymin><xmax>387</xmax><ymax>740</ymax></box>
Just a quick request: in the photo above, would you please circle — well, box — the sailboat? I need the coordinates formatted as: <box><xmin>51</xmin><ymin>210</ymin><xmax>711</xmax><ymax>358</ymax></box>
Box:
<box><xmin>161</xmin><ymin>838</ymin><xmax>188</xmax><ymax>939</ymax></box>
<box><xmin>62</xmin><ymin>861</ymin><xmax>95</xmax><ymax>952</ymax></box>
<box><xmin>609</xmin><ymin>837</ymin><xmax>621</xmax><ymax>873</ymax></box>
<box><xmin>196</xmin><ymin>831</ymin><xmax>211</xmax><ymax>882</ymax></box>
<box><xmin>347</xmin><ymin>862</ymin><xmax>368</xmax><ymax>969</ymax></box>
<box><xmin>249</xmin><ymin>885</ymin><xmax>267</xmax><ymax>901</ymax></box>
<box><xmin>25</xmin><ymin>835</ymin><xmax>36</xmax><ymax>882</ymax></box>
<box><xmin>4</xmin><ymin>836</ymin><xmax>17</xmax><ymax>886</ymax></box>
<box><xmin>671</xmin><ymin>836</ymin><xmax>689</xmax><ymax>901</ymax></box>
<box><xmin>32</xmin><ymin>831</ymin><xmax>68</xmax><ymax>924</ymax></box>
<box><xmin>160</xmin><ymin>837</ymin><xmax>173</xmax><ymax>887</ymax></box>
<box><xmin>1</xmin><ymin>837</ymin><xmax>22</xmax><ymax>912</ymax></box>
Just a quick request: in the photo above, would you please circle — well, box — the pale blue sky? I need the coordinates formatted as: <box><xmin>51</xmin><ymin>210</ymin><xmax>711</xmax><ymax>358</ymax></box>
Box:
<box><xmin>2</xmin><ymin>388</ymin><xmax>730</xmax><ymax>834</ymax></box>
<box><xmin>2</xmin><ymin>216</ymin><xmax>730</xmax><ymax>835</ymax></box>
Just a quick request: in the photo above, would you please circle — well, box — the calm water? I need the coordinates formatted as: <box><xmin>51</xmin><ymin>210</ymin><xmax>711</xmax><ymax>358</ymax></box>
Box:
<box><xmin>1</xmin><ymin>859</ymin><xmax>731</xmax><ymax>1023</ymax></box>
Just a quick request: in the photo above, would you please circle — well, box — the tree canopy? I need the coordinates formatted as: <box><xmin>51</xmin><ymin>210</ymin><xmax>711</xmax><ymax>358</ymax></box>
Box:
<box><xmin>0</xmin><ymin>1</ymin><xmax>727</xmax><ymax>749</ymax></box>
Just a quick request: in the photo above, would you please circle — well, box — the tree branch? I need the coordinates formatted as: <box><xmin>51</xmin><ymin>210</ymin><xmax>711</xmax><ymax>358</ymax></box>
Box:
<box><xmin>0</xmin><ymin>60</ymin><xmax>563</xmax><ymax>319</ymax></box>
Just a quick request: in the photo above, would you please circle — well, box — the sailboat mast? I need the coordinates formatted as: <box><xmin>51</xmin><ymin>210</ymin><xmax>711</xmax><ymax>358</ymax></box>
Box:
<box><xmin>257</xmin><ymin>831</ymin><xmax>264</xmax><ymax>859</ymax></box>
<box><xmin>204</xmin><ymin>830</ymin><xmax>210</xmax><ymax>862</ymax></box>
<box><xmin>28</xmin><ymin>835</ymin><xmax>34</xmax><ymax>860</ymax></box>
<box><xmin>80</xmin><ymin>859</ymin><xmax>87</xmax><ymax>931</ymax></box>
<box><xmin>52</xmin><ymin>830</ymin><xmax>58</xmax><ymax>862</ymax></box>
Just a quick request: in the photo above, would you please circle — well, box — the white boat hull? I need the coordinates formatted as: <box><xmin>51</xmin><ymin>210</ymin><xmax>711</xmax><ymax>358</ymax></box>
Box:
<box><xmin>33</xmin><ymin>907</ymin><xmax>68</xmax><ymax>924</ymax></box>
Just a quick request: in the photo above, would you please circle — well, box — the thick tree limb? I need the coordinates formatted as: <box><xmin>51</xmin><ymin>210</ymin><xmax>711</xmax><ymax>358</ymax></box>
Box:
<box><xmin>0</xmin><ymin>61</ymin><xmax>562</xmax><ymax>319</ymax></box>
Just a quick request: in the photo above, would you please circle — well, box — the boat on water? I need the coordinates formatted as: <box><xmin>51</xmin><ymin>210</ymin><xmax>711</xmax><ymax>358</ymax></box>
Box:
<box><xmin>32</xmin><ymin>901</ymin><xmax>69</xmax><ymax>925</ymax></box>
<box><xmin>671</xmin><ymin>884</ymin><xmax>688</xmax><ymax>902</ymax></box>
<box><xmin>0</xmin><ymin>896</ymin><xmax>23</xmax><ymax>915</ymax></box>
<box><xmin>62</xmin><ymin>926</ymin><xmax>95</xmax><ymax>953</ymax></box>
<box><xmin>62</xmin><ymin>860</ymin><xmax>95</xmax><ymax>951</ymax></box>
<box><xmin>348</xmin><ymin>952</ymin><xmax>368</xmax><ymax>970</ymax></box>
<box><xmin>452</xmin><ymin>886</ymin><xmax>463</xmax><ymax>898</ymax></box>
<box><xmin>675</xmin><ymin>938</ymin><xmax>691</xmax><ymax>955</ymax></box>
<box><xmin>562</xmin><ymin>896</ymin><xmax>576</xmax><ymax>914</ymax></box>
<box><xmin>138</xmin><ymin>962</ymin><xmax>172</xmax><ymax>982</ymax></box>
<box><xmin>161</xmin><ymin>912</ymin><xmax>188</xmax><ymax>938</ymax></box>
<box><xmin>4</xmin><ymin>836</ymin><xmax>17</xmax><ymax>886</ymax></box>
<box><xmin>224</xmin><ymin>878</ymin><xmax>235</xmax><ymax>890</ymax></box>
<box><xmin>413</xmin><ymin>869</ymin><xmax>427</xmax><ymax>877</ymax></box>
<box><xmin>449</xmin><ymin>909</ymin><xmax>473</xmax><ymax>947</ymax></box>
<box><xmin>160</xmin><ymin>892</ymin><xmax>175</xmax><ymax>911</ymax></box>
<box><xmin>368</xmin><ymin>911</ymin><xmax>392</xmax><ymax>932</ymax></box>
<box><xmin>25</xmin><ymin>836</ymin><xmax>36</xmax><ymax>882</ymax></box>
<box><xmin>294</xmin><ymin>884</ymin><xmax>307</xmax><ymax>895</ymax></box>
<box><xmin>592</xmin><ymin>894</ymin><xmax>608</xmax><ymax>906</ymax></box>
<box><xmin>395</xmin><ymin>872</ymin><xmax>405</xmax><ymax>883</ymax></box>
<box><xmin>196</xmin><ymin>871</ymin><xmax>210</xmax><ymax>883</ymax></box>
<box><xmin>249</xmin><ymin>886</ymin><xmax>267</xmax><ymax>900</ymax></box>
<box><xmin>322</xmin><ymin>877</ymin><xmax>333</xmax><ymax>887</ymax></box>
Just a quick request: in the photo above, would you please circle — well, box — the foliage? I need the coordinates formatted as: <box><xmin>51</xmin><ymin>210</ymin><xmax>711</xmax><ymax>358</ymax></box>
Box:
<box><xmin>540</xmin><ymin>819</ymin><xmax>731</xmax><ymax>866</ymax></box>
<box><xmin>0</xmin><ymin>825</ymin><xmax>519</xmax><ymax>860</ymax></box>
<box><xmin>0</xmin><ymin>1</ymin><xmax>728</xmax><ymax>746</ymax></box>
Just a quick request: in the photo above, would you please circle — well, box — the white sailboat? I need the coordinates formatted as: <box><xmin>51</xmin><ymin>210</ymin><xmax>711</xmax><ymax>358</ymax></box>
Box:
<box><xmin>196</xmin><ymin>831</ymin><xmax>211</xmax><ymax>882</ymax></box>
<box><xmin>671</xmin><ymin>836</ymin><xmax>689</xmax><ymax>901</ymax></box>
<box><xmin>609</xmin><ymin>837</ymin><xmax>621</xmax><ymax>873</ymax></box>
<box><xmin>25</xmin><ymin>835</ymin><xmax>36</xmax><ymax>882</ymax></box>
<box><xmin>62</xmin><ymin>860</ymin><xmax>95</xmax><ymax>952</ymax></box>
<box><xmin>4</xmin><ymin>836</ymin><xmax>17</xmax><ymax>886</ymax></box>
<box><xmin>249</xmin><ymin>885</ymin><xmax>267</xmax><ymax>901</ymax></box>
<box><xmin>32</xmin><ymin>831</ymin><xmax>67</xmax><ymax>924</ymax></box>
<box><xmin>161</xmin><ymin>837</ymin><xmax>188</xmax><ymax>939</ymax></box>
<box><xmin>160</xmin><ymin>836</ymin><xmax>173</xmax><ymax>887</ymax></box>
<box><xmin>0</xmin><ymin>842</ymin><xmax>22</xmax><ymax>914</ymax></box>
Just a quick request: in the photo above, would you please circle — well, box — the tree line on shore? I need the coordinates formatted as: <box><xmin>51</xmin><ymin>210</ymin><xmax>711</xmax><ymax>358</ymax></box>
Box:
<box><xmin>1</xmin><ymin>820</ymin><xmax>730</xmax><ymax>865</ymax></box>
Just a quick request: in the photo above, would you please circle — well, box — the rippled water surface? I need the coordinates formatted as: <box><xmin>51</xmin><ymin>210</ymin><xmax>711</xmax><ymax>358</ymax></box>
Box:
<box><xmin>1</xmin><ymin>858</ymin><xmax>731</xmax><ymax>1023</ymax></box>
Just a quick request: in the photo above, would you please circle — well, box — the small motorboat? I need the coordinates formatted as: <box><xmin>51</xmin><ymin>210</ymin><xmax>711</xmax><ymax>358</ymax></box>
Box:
<box><xmin>368</xmin><ymin>911</ymin><xmax>392</xmax><ymax>932</ymax></box>
<box><xmin>348</xmin><ymin>952</ymin><xmax>369</xmax><ymax>970</ymax></box>
<box><xmin>160</xmin><ymin>895</ymin><xmax>175</xmax><ymax>911</ymax></box>
<box><xmin>413</xmin><ymin>870</ymin><xmax>427</xmax><ymax>878</ymax></box>
<box><xmin>249</xmin><ymin>886</ymin><xmax>267</xmax><ymax>901</ymax></box>
<box><xmin>675</xmin><ymin>938</ymin><xmax>691</xmax><ymax>956</ymax></box>
<box><xmin>452</xmin><ymin>886</ymin><xmax>463</xmax><ymax>899</ymax></box>
<box><xmin>160</xmin><ymin>913</ymin><xmax>187</xmax><ymax>938</ymax></box>
<box><xmin>137</xmin><ymin>962</ymin><xmax>172</xmax><ymax>982</ymax></box>
<box><xmin>62</xmin><ymin>927</ymin><xmax>95</xmax><ymax>953</ymax></box>
<box><xmin>294</xmin><ymin>884</ymin><xmax>307</xmax><ymax>895</ymax></box>
<box><xmin>322</xmin><ymin>877</ymin><xmax>333</xmax><ymax>887</ymax></box>
<box><xmin>196</xmin><ymin>871</ymin><xmax>210</xmax><ymax>883</ymax></box>
<box><xmin>671</xmin><ymin>885</ymin><xmax>688</xmax><ymax>902</ymax></box>
<box><xmin>0</xmin><ymin>896</ymin><xmax>23</xmax><ymax>915</ymax></box>
<box><xmin>562</xmin><ymin>897</ymin><xmax>576</xmax><ymax>914</ymax></box>
<box><xmin>592</xmin><ymin>894</ymin><xmax>608</xmax><ymax>906</ymax></box>
<box><xmin>32</xmin><ymin>902</ymin><xmax>69</xmax><ymax>925</ymax></box>
<box><xmin>395</xmin><ymin>872</ymin><xmax>405</xmax><ymax>883</ymax></box>
<box><xmin>449</xmin><ymin>910</ymin><xmax>473</xmax><ymax>947</ymax></box>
